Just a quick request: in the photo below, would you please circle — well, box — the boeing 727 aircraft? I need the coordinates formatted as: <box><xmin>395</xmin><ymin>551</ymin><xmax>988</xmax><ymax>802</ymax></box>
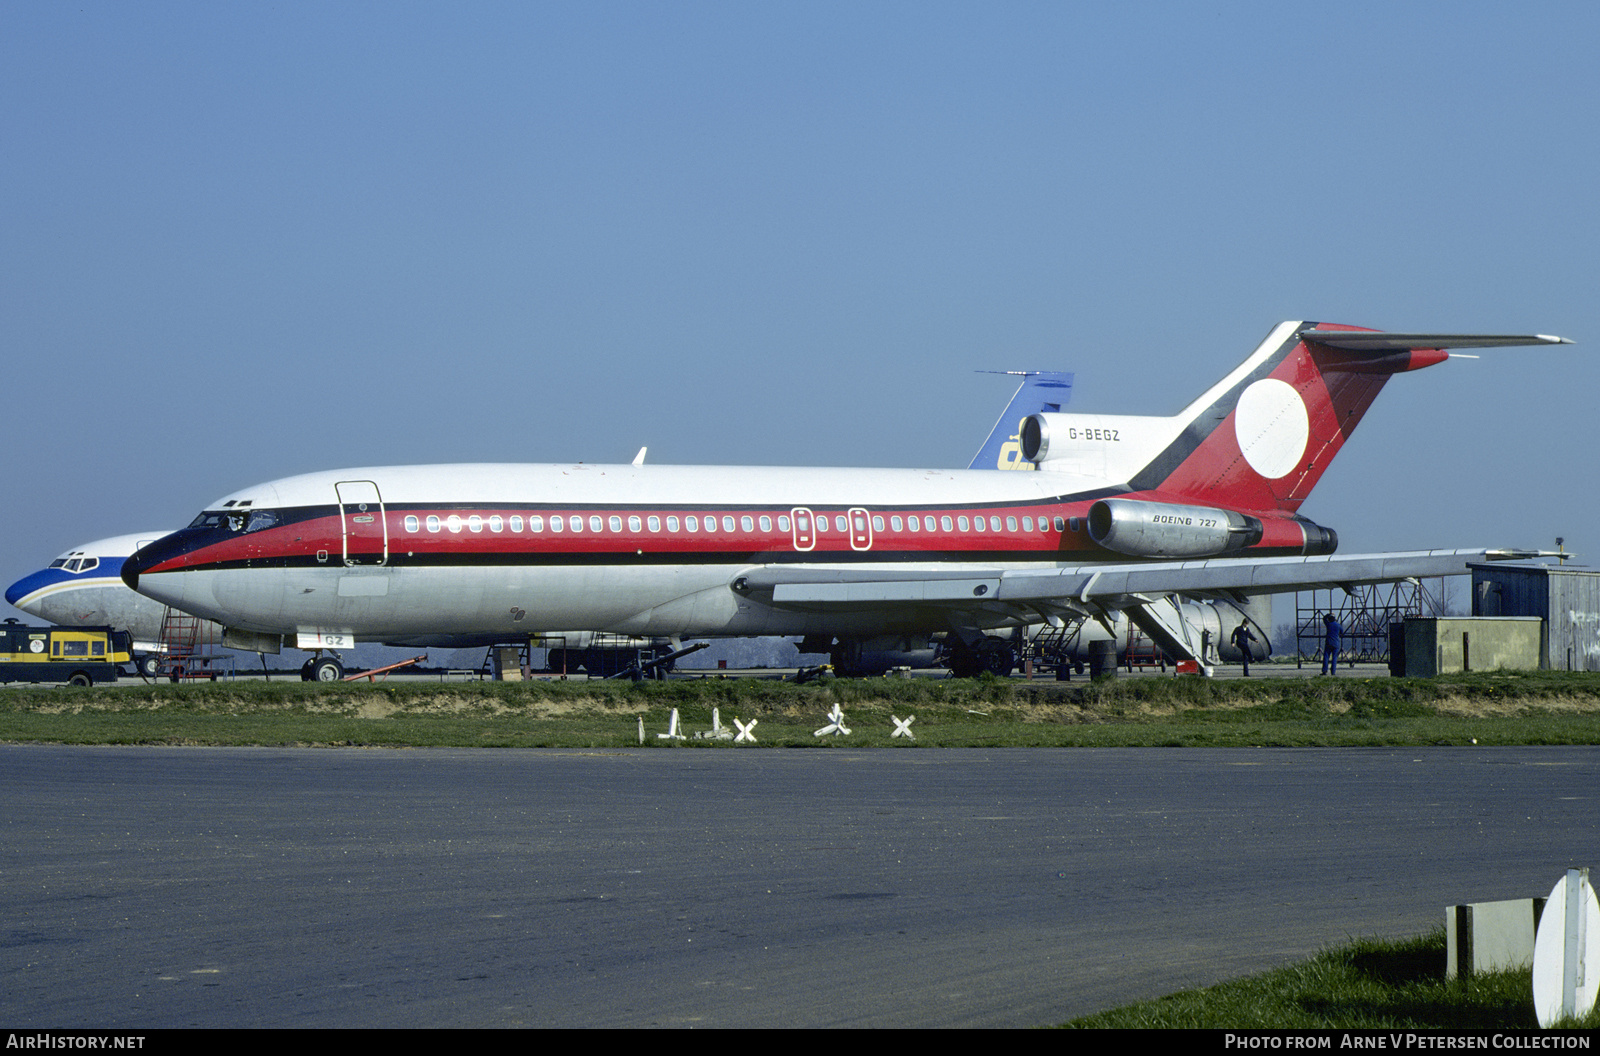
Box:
<box><xmin>121</xmin><ymin>321</ymin><xmax>1571</xmax><ymax>676</ymax></box>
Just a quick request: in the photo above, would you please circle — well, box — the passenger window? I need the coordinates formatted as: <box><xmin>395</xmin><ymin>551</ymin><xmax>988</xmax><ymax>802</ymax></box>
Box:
<box><xmin>872</xmin><ymin>516</ymin><xmax>884</xmax><ymax>531</ymax></box>
<box><xmin>957</xmin><ymin>516</ymin><xmax>970</xmax><ymax>532</ymax></box>
<box><xmin>609</xmin><ymin>516</ymin><xmax>622</xmax><ymax>532</ymax></box>
<box><xmin>404</xmin><ymin>515</ymin><xmax>420</xmax><ymax>533</ymax></box>
<box><xmin>759</xmin><ymin>515</ymin><xmax>772</xmax><ymax>532</ymax></box>
<box><xmin>778</xmin><ymin>515</ymin><xmax>790</xmax><ymax>531</ymax></box>
<box><xmin>1005</xmin><ymin>516</ymin><xmax>1016</xmax><ymax>532</ymax></box>
<box><xmin>468</xmin><ymin>515</ymin><xmax>483</xmax><ymax>533</ymax></box>
<box><xmin>447</xmin><ymin>515</ymin><xmax>463</xmax><ymax>533</ymax></box>
<box><xmin>489</xmin><ymin>516</ymin><xmax>503</xmax><ymax>533</ymax></box>
<box><xmin>550</xmin><ymin>516</ymin><xmax>563</xmax><ymax>532</ymax></box>
<box><xmin>426</xmin><ymin>515</ymin><xmax>441</xmax><ymax>532</ymax></box>
<box><xmin>1056</xmin><ymin>517</ymin><xmax>1068</xmax><ymax>532</ymax></box>
<box><xmin>686</xmin><ymin>516</ymin><xmax>698</xmax><ymax>532</ymax></box>
<box><xmin>647</xmin><ymin>515</ymin><xmax>660</xmax><ymax>532</ymax></box>
<box><xmin>1022</xmin><ymin>516</ymin><xmax>1033</xmax><ymax>531</ymax></box>
<box><xmin>528</xmin><ymin>516</ymin><xmax>542</xmax><ymax>532</ymax></box>
<box><xmin>588</xmin><ymin>516</ymin><xmax>602</xmax><ymax>532</ymax></box>
<box><xmin>722</xmin><ymin>516</ymin><xmax>736</xmax><ymax>532</ymax></box>
<box><xmin>907</xmin><ymin>516</ymin><xmax>919</xmax><ymax>533</ymax></box>
<box><xmin>666</xmin><ymin>516</ymin><xmax>680</xmax><ymax>532</ymax></box>
<box><xmin>941</xmin><ymin>516</ymin><xmax>953</xmax><ymax>532</ymax></box>
<box><xmin>629</xmin><ymin>515</ymin><xmax>643</xmax><ymax>532</ymax></box>
<box><xmin>510</xmin><ymin>516</ymin><xmax>524</xmax><ymax>532</ymax></box>
<box><xmin>740</xmin><ymin>515</ymin><xmax>753</xmax><ymax>532</ymax></box>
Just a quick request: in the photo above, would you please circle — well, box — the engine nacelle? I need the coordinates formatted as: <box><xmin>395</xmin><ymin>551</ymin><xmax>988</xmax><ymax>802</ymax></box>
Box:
<box><xmin>1087</xmin><ymin>498</ymin><xmax>1262</xmax><ymax>558</ymax></box>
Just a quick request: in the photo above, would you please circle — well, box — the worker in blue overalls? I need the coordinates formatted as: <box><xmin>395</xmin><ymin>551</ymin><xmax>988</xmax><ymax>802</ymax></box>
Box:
<box><xmin>1321</xmin><ymin>613</ymin><xmax>1343</xmax><ymax>676</ymax></box>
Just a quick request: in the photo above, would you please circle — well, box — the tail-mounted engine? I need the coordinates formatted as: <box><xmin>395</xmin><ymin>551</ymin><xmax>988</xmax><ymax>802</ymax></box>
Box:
<box><xmin>1088</xmin><ymin>498</ymin><xmax>1261</xmax><ymax>558</ymax></box>
<box><xmin>1087</xmin><ymin>498</ymin><xmax>1337</xmax><ymax>558</ymax></box>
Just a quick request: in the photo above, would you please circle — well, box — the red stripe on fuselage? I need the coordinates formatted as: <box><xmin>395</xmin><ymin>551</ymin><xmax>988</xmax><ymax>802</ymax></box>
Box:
<box><xmin>141</xmin><ymin>495</ymin><xmax>1331</xmax><ymax>574</ymax></box>
<box><xmin>144</xmin><ymin>503</ymin><xmax>1091</xmax><ymax>570</ymax></box>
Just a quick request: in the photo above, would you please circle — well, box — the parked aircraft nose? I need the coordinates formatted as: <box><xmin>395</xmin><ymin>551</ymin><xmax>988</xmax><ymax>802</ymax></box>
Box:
<box><xmin>5</xmin><ymin>569</ymin><xmax>51</xmax><ymax>609</ymax></box>
<box><xmin>120</xmin><ymin>540</ymin><xmax>174</xmax><ymax>592</ymax></box>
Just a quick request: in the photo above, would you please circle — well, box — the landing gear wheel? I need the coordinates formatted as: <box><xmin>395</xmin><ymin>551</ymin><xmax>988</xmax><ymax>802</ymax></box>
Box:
<box><xmin>310</xmin><ymin>657</ymin><xmax>344</xmax><ymax>682</ymax></box>
<box><xmin>975</xmin><ymin>636</ymin><xmax>1016</xmax><ymax>677</ymax></box>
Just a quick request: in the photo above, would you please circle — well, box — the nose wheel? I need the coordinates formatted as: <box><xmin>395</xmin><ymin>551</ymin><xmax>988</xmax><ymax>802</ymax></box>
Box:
<box><xmin>300</xmin><ymin>654</ymin><xmax>344</xmax><ymax>681</ymax></box>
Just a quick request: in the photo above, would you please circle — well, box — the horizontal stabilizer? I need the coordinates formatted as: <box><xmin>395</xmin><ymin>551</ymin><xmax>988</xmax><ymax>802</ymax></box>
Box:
<box><xmin>1301</xmin><ymin>330</ymin><xmax>1573</xmax><ymax>351</ymax></box>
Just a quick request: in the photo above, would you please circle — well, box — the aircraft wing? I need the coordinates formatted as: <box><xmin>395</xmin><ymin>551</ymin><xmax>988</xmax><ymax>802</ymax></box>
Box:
<box><xmin>739</xmin><ymin>549</ymin><xmax>1547</xmax><ymax>612</ymax></box>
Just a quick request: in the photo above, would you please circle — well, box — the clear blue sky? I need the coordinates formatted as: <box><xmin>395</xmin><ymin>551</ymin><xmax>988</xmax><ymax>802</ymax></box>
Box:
<box><xmin>3</xmin><ymin>1</ymin><xmax>1595</xmax><ymax>626</ymax></box>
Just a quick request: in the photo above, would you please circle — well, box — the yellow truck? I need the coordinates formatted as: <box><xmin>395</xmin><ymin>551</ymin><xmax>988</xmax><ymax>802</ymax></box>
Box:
<box><xmin>0</xmin><ymin>619</ymin><xmax>133</xmax><ymax>686</ymax></box>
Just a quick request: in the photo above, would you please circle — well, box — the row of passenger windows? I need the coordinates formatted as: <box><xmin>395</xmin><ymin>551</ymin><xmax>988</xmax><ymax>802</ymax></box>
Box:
<box><xmin>398</xmin><ymin>512</ymin><xmax>1072</xmax><ymax>536</ymax></box>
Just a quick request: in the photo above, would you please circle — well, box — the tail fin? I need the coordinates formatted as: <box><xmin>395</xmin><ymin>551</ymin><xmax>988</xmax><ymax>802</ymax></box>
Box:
<box><xmin>1023</xmin><ymin>321</ymin><xmax>1570</xmax><ymax>513</ymax></box>
<box><xmin>969</xmin><ymin>371</ymin><xmax>1074</xmax><ymax>470</ymax></box>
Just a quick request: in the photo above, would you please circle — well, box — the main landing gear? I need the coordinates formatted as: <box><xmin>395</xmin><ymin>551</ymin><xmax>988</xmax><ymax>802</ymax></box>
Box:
<box><xmin>943</xmin><ymin>635</ymin><xmax>1016</xmax><ymax>678</ymax></box>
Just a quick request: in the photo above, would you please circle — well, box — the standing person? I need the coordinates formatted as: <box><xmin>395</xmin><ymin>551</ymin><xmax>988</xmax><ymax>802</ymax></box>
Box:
<box><xmin>1321</xmin><ymin>613</ymin><xmax>1343</xmax><ymax>675</ymax></box>
<box><xmin>1230</xmin><ymin>621</ymin><xmax>1258</xmax><ymax>676</ymax></box>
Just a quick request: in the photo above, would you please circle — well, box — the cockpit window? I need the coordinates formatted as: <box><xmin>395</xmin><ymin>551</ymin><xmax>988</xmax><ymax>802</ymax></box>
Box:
<box><xmin>188</xmin><ymin>510</ymin><xmax>253</xmax><ymax>532</ymax></box>
<box><xmin>244</xmin><ymin>510</ymin><xmax>279</xmax><ymax>533</ymax></box>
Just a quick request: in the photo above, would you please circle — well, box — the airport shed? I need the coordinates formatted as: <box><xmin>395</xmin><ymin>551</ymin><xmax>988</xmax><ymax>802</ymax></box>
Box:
<box><xmin>1470</xmin><ymin>563</ymin><xmax>1600</xmax><ymax>671</ymax></box>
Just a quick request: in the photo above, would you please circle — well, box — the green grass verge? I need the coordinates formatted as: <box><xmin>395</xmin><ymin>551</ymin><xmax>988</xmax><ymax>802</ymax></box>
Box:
<box><xmin>1</xmin><ymin>669</ymin><xmax>1598</xmax><ymax>748</ymax></box>
<box><xmin>1057</xmin><ymin>930</ymin><xmax>1600</xmax><ymax>1029</ymax></box>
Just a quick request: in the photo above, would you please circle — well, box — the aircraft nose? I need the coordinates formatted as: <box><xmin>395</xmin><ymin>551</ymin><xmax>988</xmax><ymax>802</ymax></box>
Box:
<box><xmin>5</xmin><ymin>570</ymin><xmax>48</xmax><ymax>608</ymax></box>
<box><xmin>121</xmin><ymin>549</ymin><xmax>148</xmax><ymax>591</ymax></box>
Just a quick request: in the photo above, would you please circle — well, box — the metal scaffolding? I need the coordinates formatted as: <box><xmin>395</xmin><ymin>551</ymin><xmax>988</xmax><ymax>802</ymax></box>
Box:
<box><xmin>1294</xmin><ymin>577</ymin><xmax>1453</xmax><ymax>666</ymax></box>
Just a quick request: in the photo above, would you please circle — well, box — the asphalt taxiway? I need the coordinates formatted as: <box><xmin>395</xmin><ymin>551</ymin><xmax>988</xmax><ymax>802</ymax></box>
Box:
<box><xmin>3</xmin><ymin>745</ymin><xmax>1596</xmax><ymax>1028</ymax></box>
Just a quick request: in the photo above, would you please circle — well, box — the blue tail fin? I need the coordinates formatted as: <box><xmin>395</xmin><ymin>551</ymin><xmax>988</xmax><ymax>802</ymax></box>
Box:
<box><xmin>969</xmin><ymin>371</ymin><xmax>1074</xmax><ymax>470</ymax></box>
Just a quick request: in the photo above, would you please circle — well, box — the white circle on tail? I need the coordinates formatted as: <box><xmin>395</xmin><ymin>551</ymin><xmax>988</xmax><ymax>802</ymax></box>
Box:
<box><xmin>1233</xmin><ymin>378</ymin><xmax>1309</xmax><ymax>480</ymax></box>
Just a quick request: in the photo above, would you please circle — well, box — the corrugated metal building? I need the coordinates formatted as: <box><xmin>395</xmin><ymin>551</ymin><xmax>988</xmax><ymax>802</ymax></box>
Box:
<box><xmin>1470</xmin><ymin>563</ymin><xmax>1600</xmax><ymax>671</ymax></box>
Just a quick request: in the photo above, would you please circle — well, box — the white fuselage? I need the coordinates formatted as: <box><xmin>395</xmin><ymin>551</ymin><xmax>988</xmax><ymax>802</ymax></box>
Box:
<box><xmin>127</xmin><ymin>461</ymin><xmax>1126</xmax><ymax>644</ymax></box>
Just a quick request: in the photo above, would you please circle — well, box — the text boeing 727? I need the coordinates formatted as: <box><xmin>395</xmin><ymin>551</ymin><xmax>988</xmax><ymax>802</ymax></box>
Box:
<box><xmin>122</xmin><ymin>321</ymin><xmax>1570</xmax><ymax>677</ymax></box>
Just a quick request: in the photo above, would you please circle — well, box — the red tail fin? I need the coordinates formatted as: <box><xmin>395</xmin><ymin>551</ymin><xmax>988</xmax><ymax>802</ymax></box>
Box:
<box><xmin>1130</xmin><ymin>322</ymin><xmax>1567</xmax><ymax>513</ymax></box>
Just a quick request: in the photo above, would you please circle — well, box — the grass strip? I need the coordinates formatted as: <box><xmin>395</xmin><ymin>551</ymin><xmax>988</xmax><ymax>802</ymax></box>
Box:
<box><xmin>1058</xmin><ymin>930</ymin><xmax>1600</xmax><ymax>1029</ymax></box>
<box><xmin>1</xmin><ymin>670</ymin><xmax>1598</xmax><ymax>748</ymax></box>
